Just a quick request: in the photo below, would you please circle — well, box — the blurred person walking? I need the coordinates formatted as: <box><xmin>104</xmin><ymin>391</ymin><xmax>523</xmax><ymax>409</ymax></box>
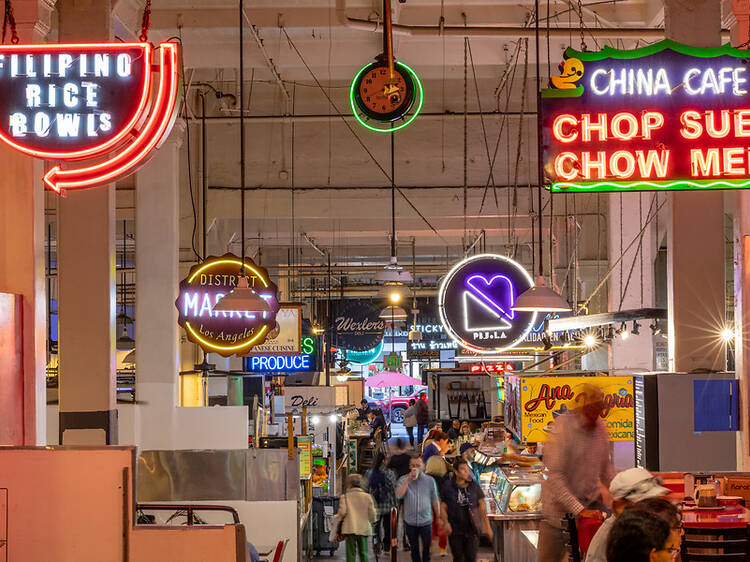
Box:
<box><xmin>365</xmin><ymin>452</ymin><xmax>398</xmax><ymax>554</ymax></box>
<box><xmin>397</xmin><ymin>456</ymin><xmax>444</xmax><ymax>562</ymax></box>
<box><xmin>403</xmin><ymin>399</ymin><xmax>418</xmax><ymax>446</ymax></box>
<box><xmin>336</xmin><ymin>474</ymin><xmax>377</xmax><ymax>562</ymax></box>
<box><xmin>539</xmin><ymin>384</ymin><xmax>615</xmax><ymax>562</ymax></box>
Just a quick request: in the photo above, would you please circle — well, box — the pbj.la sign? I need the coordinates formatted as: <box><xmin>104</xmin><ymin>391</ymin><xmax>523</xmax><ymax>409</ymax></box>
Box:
<box><xmin>0</xmin><ymin>42</ymin><xmax>180</xmax><ymax>193</ymax></box>
<box><xmin>541</xmin><ymin>40</ymin><xmax>750</xmax><ymax>193</ymax></box>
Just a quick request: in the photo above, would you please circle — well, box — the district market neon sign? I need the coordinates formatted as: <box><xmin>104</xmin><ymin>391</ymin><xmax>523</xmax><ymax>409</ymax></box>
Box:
<box><xmin>0</xmin><ymin>42</ymin><xmax>180</xmax><ymax>193</ymax></box>
<box><xmin>540</xmin><ymin>39</ymin><xmax>750</xmax><ymax>193</ymax></box>
<box><xmin>175</xmin><ymin>254</ymin><xmax>280</xmax><ymax>357</ymax></box>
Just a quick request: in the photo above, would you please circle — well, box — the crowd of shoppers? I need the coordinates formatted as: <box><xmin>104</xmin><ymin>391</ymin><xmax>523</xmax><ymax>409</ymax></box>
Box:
<box><xmin>342</xmin><ymin>384</ymin><xmax>686</xmax><ymax>562</ymax></box>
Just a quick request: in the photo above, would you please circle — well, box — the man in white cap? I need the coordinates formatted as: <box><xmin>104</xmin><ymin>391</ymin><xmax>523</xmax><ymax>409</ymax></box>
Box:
<box><xmin>584</xmin><ymin>468</ymin><xmax>671</xmax><ymax>562</ymax></box>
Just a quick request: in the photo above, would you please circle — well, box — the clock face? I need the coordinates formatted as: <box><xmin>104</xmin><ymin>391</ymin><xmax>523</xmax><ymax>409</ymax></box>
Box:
<box><xmin>354</xmin><ymin>61</ymin><xmax>414</xmax><ymax>122</ymax></box>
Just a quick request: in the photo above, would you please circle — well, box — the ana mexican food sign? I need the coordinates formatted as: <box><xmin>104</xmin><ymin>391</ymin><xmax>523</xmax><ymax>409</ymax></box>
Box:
<box><xmin>541</xmin><ymin>40</ymin><xmax>750</xmax><ymax>192</ymax></box>
<box><xmin>505</xmin><ymin>375</ymin><xmax>634</xmax><ymax>443</ymax></box>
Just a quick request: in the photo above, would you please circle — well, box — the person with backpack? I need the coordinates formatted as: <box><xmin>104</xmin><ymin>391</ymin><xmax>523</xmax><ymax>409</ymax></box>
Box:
<box><xmin>365</xmin><ymin>451</ymin><xmax>398</xmax><ymax>554</ymax></box>
<box><xmin>415</xmin><ymin>393</ymin><xmax>429</xmax><ymax>444</ymax></box>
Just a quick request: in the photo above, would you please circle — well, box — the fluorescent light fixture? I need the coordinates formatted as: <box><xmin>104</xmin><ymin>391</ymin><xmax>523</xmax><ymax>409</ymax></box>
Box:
<box><xmin>212</xmin><ymin>276</ymin><xmax>273</xmax><ymax>313</ymax></box>
<box><xmin>512</xmin><ymin>276</ymin><xmax>571</xmax><ymax>313</ymax></box>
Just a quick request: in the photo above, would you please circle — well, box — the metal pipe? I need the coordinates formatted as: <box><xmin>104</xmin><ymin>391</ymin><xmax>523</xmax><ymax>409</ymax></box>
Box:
<box><xmin>241</xmin><ymin>8</ymin><xmax>291</xmax><ymax>106</ymax></box>
<box><xmin>186</xmin><ymin>111</ymin><xmax>536</xmax><ymax>123</ymax></box>
<box><xmin>201</xmin><ymin>92</ymin><xmax>207</xmax><ymax>259</ymax></box>
<box><xmin>334</xmin><ymin>0</ymin><xmax>706</xmax><ymax>39</ymax></box>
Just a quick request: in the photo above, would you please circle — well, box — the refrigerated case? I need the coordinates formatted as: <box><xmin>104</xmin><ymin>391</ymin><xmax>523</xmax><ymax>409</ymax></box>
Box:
<box><xmin>481</xmin><ymin>466</ymin><xmax>544</xmax><ymax>562</ymax></box>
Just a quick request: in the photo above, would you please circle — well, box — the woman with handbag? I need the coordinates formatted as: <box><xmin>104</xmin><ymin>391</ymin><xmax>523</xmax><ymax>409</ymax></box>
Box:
<box><xmin>439</xmin><ymin>459</ymin><xmax>493</xmax><ymax>562</ymax></box>
<box><xmin>403</xmin><ymin>399</ymin><xmax>418</xmax><ymax>447</ymax></box>
<box><xmin>335</xmin><ymin>473</ymin><xmax>377</xmax><ymax>562</ymax></box>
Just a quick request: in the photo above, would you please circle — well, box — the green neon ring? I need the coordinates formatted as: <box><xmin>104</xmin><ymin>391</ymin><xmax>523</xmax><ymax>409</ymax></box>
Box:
<box><xmin>349</xmin><ymin>61</ymin><xmax>424</xmax><ymax>133</ymax></box>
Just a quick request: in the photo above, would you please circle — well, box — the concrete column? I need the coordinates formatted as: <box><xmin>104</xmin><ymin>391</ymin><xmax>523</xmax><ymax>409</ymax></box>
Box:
<box><xmin>729</xmin><ymin>0</ymin><xmax>750</xmax><ymax>470</ymax></box>
<box><xmin>0</xmin><ymin>1</ymin><xmax>53</xmax><ymax>446</ymax></box>
<box><xmin>135</xmin><ymin>121</ymin><xmax>185</xmax><ymax>449</ymax></box>
<box><xmin>57</xmin><ymin>0</ymin><xmax>117</xmax><ymax>445</ymax></box>
<box><xmin>664</xmin><ymin>0</ymin><xmax>726</xmax><ymax>373</ymax></box>
<box><xmin>608</xmin><ymin>193</ymin><xmax>657</xmax><ymax>373</ymax></box>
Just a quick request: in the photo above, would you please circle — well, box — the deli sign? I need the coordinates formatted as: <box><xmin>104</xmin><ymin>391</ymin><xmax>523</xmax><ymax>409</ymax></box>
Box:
<box><xmin>0</xmin><ymin>42</ymin><xmax>180</xmax><ymax>193</ymax></box>
<box><xmin>541</xmin><ymin>40</ymin><xmax>750</xmax><ymax>193</ymax></box>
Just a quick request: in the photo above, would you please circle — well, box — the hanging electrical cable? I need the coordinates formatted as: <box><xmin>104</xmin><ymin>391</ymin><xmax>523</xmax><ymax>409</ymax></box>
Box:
<box><xmin>463</xmin><ymin>35</ymin><xmax>468</xmax><ymax>255</ymax></box>
<box><xmin>2</xmin><ymin>0</ymin><xmax>19</xmax><ymax>45</ymax></box>
<box><xmin>139</xmin><ymin>0</ymin><xmax>152</xmax><ymax>43</ymax></box>
<box><xmin>510</xmin><ymin>38</ymin><xmax>529</xmax><ymax>258</ymax></box>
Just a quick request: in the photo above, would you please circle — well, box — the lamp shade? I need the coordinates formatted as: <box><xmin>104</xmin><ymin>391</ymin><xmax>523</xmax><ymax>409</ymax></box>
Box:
<box><xmin>511</xmin><ymin>276</ymin><xmax>571</xmax><ymax>313</ymax></box>
<box><xmin>116</xmin><ymin>323</ymin><xmax>135</xmax><ymax>351</ymax></box>
<box><xmin>379</xmin><ymin>306</ymin><xmax>408</xmax><ymax>321</ymax></box>
<box><xmin>375</xmin><ymin>268</ymin><xmax>413</xmax><ymax>283</ymax></box>
<box><xmin>212</xmin><ymin>276</ymin><xmax>273</xmax><ymax>313</ymax></box>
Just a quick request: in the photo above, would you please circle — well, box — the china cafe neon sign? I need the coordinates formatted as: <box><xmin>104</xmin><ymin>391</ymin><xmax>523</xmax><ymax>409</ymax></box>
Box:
<box><xmin>0</xmin><ymin>42</ymin><xmax>180</xmax><ymax>193</ymax></box>
<box><xmin>175</xmin><ymin>254</ymin><xmax>280</xmax><ymax>357</ymax></box>
<box><xmin>540</xmin><ymin>39</ymin><xmax>750</xmax><ymax>192</ymax></box>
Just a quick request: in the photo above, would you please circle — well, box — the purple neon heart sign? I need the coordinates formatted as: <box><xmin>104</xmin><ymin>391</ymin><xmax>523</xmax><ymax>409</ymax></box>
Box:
<box><xmin>438</xmin><ymin>254</ymin><xmax>537</xmax><ymax>354</ymax></box>
<box><xmin>465</xmin><ymin>274</ymin><xmax>516</xmax><ymax>320</ymax></box>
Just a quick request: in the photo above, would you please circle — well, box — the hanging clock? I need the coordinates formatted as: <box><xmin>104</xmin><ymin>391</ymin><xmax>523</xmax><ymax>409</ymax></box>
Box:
<box><xmin>353</xmin><ymin>58</ymin><xmax>415</xmax><ymax>122</ymax></box>
<box><xmin>349</xmin><ymin>0</ymin><xmax>423</xmax><ymax>132</ymax></box>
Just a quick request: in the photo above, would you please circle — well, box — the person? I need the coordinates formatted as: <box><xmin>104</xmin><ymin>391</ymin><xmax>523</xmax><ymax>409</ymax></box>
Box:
<box><xmin>368</xmin><ymin>409</ymin><xmax>387</xmax><ymax>439</ymax></box>
<box><xmin>460</xmin><ymin>422</ymin><xmax>472</xmax><ymax>437</ymax></box>
<box><xmin>423</xmin><ymin>431</ymin><xmax>450</xmax><ymax>464</ymax></box>
<box><xmin>539</xmin><ymin>384</ymin><xmax>615</xmax><ymax>562</ymax></box>
<box><xmin>605</xmin><ymin>510</ymin><xmax>679</xmax><ymax>562</ymax></box>
<box><xmin>585</xmin><ymin>468</ymin><xmax>671</xmax><ymax>562</ymax></box>
<box><xmin>403</xmin><ymin>399</ymin><xmax>418</xmax><ymax>446</ymax></box>
<box><xmin>626</xmin><ymin>498</ymin><xmax>682</xmax><ymax>561</ymax></box>
<box><xmin>425</xmin><ymin>455</ymin><xmax>451</xmax><ymax>557</ymax></box>
<box><xmin>387</xmin><ymin>438</ymin><xmax>413</xmax><ymax>550</ymax></box>
<box><xmin>336</xmin><ymin>473</ymin><xmax>377</xmax><ymax>562</ymax></box>
<box><xmin>388</xmin><ymin>438</ymin><xmax>412</xmax><ymax>479</ymax></box>
<box><xmin>459</xmin><ymin>442</ymin><xmax>484</xmax><ymax>484</ymax></box>
<box><xmin>365</xmin><ymin>452</ymin><xmax>398</xmax><ymax>553</ymax></box>
<box><xmin>447</xmin><ymin>419</ymin><xmax>461</xmax><ymax>440</ymax></box>
<box><xmin>415</xmin><ymin>393</ymin><xmax>429</xmax><ymax>444</ymax></box>
<box><xmin>440</xmin><ymin>459</ymin><xmax>492</xmax><ymax>562</ymax></box>
<box><xmin>521</xmin><ymin>442</ymin><xmax>539</xmax><ymax>456</ymax></box>
<box><xmin>358</xmin><ymin>399</ymin><xmax>373</xmax><ymax>421</ymax></box>
<box><xmin>397</xmin><ymin>456</ymin><xmax>443</xmax><ymax>562</ymax></box>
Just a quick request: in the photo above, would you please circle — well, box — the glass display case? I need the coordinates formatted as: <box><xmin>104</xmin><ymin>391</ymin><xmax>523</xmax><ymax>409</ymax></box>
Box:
<box><xmin>481</xmin><ymin>467</ymin><xmax>544</xmax><ymax>562</ymax></box>
<box><xmin>487</xmin><ymin>467</ymin><xmax>543</xmax><ymax>515</ymax></box>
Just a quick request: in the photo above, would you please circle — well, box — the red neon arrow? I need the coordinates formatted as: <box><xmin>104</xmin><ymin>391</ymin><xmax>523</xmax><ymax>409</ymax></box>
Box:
<box><xmin>44</xmin><ymin>42</ymin><xmax>179</xmax><ymax>193</ymax></box>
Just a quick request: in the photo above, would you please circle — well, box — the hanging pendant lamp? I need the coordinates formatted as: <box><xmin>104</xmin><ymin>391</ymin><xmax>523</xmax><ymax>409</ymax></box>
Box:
<box><xmin>513</xmin><ymin>0</ymin><xmax>570</xmax><ymax>314</ymax></box>
<box><xmin>212</xmin><ymin>276</ymin><xmax>273</xmax><ymax>314</ymax></box>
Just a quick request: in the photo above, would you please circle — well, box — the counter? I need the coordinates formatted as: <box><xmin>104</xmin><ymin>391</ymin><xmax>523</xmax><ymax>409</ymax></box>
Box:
<box><xmin>480</xmin><ymin>466</ymin><xmax>544</xmax><ymax>562</ymax></box>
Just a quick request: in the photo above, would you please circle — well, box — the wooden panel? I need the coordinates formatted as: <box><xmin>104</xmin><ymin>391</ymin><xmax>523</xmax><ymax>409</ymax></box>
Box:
<box><xmin>0</xmin><ymin>293</ymin><xmax>23</xmax><ymax>445</ymax></box>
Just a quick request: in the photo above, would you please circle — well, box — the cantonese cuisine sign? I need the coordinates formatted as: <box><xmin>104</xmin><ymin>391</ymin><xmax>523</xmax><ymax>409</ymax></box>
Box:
<box><xmin>175</xmin><ymin>254</ymin><xmax>280</xmax><ymax>357</ymax></box>
<box><xmin>438</xmin><ymin>254</ymin><xmax>537</xmax><ymax>354</ymax></box>
<box><xmin>520</xmin><ymin>376</ymin><xmax>634</xmax><ymax>442</ymax></box>
<box><xmin>0</xmin><ymin>42</ymin><xmax>180</xmax><ymax>193</ymax></box>
<box><xmin>541</xmin><ymin>39</ymin><xmax>750</xmax><ymax>192</ymax></box>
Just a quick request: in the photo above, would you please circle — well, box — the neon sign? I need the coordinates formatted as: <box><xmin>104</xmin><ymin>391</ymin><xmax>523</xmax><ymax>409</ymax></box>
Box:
<box><xmin>244</xmin><ymin>336</ymin><xmax>318</xmax><ymax>373</ymax></box>
<box><xmin>0</xmin><ymin>42</ymin><xmax>180</xmax><ymax>193</ymax></box>
<box><xmin>540</xmin><ymin>40</ymin><xmax>750</xmax><ymax>192</ymax></box>
<box><xmin>175</xmin><ymin>254</ymin><xmax>280</xmax><ymax>357</ymax></box>
<box><xmin>469</xmin><ymin>362</ymin><xmax>518</xmax><ymax>374</ymax></box>
<box><xmin>438</xmin><ymin>254</ymin><xmax>537</xmax><ymax>354</ymax></box>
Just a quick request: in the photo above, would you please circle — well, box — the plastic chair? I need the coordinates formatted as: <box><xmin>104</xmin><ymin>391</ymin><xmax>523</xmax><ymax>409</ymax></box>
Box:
<box><xmin>561</xmin><ymin>513</ymin><xmax>582</xmax><ymax>562</ymax></box>
<box><xmin>681</xmin><ymin>526</ymin><xmax>748</xmax><ymax>561</ymax></box>
<box><xmin>258</xmin><ymin>539</ymin><xmax>288</xmax><ymax>562</ymax></box>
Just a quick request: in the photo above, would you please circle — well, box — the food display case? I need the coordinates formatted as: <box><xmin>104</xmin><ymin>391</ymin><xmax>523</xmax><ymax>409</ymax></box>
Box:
<box><xmin>481</xmin><ymin>467</ymin><xmax>544</xmax><ymax>562</ymax></box>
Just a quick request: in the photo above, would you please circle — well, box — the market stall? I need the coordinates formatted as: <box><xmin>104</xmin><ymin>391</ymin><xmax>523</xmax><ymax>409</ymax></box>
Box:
<box><xmin>425</xmin><ymin>367</ymin><xmax>503</xmax><ymax>427</ymax></box>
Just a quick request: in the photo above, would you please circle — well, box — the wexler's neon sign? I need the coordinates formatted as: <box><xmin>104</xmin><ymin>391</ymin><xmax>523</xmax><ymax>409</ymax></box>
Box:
<box><xmin>540</xmin><ymin>40</ymin><xmax>750</xmax><ymax>192</ymax></box>
<box><xmin>175</xmin><ymin>254</ymin><xmax>280</xmax><ymax>357</ymax></box>
<box><xmin>0</xmin><ymin>43</ymin><xmax>180</xmax><ymax>193</ymax></box>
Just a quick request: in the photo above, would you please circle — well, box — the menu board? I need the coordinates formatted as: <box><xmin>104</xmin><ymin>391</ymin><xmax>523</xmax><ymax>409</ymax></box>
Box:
<box><xmin>298</xmin><ymin>436</ymin><xmax>313</xmax><ymax>477</ymax></box>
